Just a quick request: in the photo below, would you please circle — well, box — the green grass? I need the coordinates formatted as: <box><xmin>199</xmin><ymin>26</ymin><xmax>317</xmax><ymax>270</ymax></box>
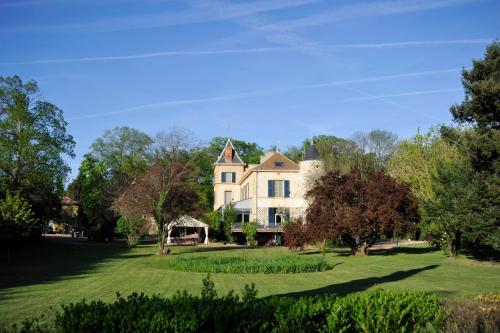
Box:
<box><xmin>167</xmin><ymin>255</ymin><xmax>331</xmax><ymax>273</ymax></box>
<box><xmin>0</xmin><ymin>237</ymin><xmax>499</xmax><ymax>327</ymax></box>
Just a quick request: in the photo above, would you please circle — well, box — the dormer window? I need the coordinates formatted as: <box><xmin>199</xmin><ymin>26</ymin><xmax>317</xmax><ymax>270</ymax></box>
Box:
<box><xmin>274</xmin><ymin>161</ymin><xmax>284</xmax><ymax>167</ymax></box>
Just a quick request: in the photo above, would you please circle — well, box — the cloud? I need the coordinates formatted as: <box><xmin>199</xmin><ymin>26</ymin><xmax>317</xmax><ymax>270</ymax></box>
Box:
<box><xmin>68</xmin><ymin>67</ymin><xmax>462</xmax><ymax>121</ymax></box>
<box><xmin>1</xmin><ymin>40</ymin><xmax>491</xmax><ymax>66</ymax></box>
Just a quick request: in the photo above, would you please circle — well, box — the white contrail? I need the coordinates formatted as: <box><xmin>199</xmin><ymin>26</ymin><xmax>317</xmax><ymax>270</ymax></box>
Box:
<box><xmin>290</xmin><ymin>88</ymin><xmax>463</xmax><ymax>108</ymax></box>
<box><xmin>0</xmin><ymin>39</ymin><xmax>492</xmax><ymax>65</ymax></box>
<box><xmin>68</xmin><ymin>68</ymin><xmax>463</xmax><ymax>121</ymax></box>
<box><xmin>0</xmin><ymin>47</ymin><xmax>297</xmax><ymax>65</ymax></box>
<box><xmin>324</xmin><ymin>39</ymin><xmax>493</xmax><ymax>49</ymax></box>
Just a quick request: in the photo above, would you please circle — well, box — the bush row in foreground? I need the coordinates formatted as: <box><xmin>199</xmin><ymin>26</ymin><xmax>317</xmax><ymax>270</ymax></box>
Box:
<box><xmin>6</xmin><ymin>276</ymin><xmax>450</xmax><ymax>333</ymax></box>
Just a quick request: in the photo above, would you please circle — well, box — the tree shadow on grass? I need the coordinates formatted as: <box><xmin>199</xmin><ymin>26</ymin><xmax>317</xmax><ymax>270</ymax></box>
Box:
<box><xmin>0</xmin><ymin>236</ymin><xmax>150</xmax><ymax>294</ymax></box>
<box><xmin>270</xmin><ymin>264</ymin><xmax>439</xmax><ymax>298</ymax></box>
<box><xmin>369</xmin><ymin>246</ymin><xmax>440</xmax><ymax>256</ymax></box>
<box><xmin>298</xmin><ymin>249</ymin><xmax>339</xmax><ymax>256</ymax></box>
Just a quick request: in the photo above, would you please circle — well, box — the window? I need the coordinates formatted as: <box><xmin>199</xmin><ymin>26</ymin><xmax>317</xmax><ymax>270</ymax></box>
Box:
<box><xmin>240</xmin><ymin>183</ymin><xmax>250</xmax><ymax>200</ymax></box>
<box><xmin>236</xmin><ymin>213</ymin><xmax>250</xmax><ymax>223</ymax></box>
<box><xmin>274</xmin><ymin>161</ymin><xmax>284</xmax><ymax>167</ymax></box>
<box><xmin>268</xmin><ymin>208</ymin><xmax>290</xmax><ymax>225</ymax></box>
<box><xmin>221</xmin><ymin>172</ymin><xmax>236</xmax><ymax>183</ymax></box>
<box><xmin>224</xmin><ymin>191</ymin><xmax>232</xmax><ymax>204</ymax></box>
<box><xmin>268</xmin><ymin>180</ymin><xmax>290</xmax><ymax>197</ymax></box>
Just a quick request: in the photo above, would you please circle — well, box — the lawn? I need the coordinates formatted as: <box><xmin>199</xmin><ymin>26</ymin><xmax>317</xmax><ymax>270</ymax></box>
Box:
<box><xmin>0</xmin><ymin>237</ymin><xmax>499</xmax><ymax>327</ymax></box>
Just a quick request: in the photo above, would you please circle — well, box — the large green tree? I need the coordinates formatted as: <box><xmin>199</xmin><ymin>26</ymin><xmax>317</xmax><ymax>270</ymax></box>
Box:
<box><xmin>90</xmin><ymin>126</ymin><xmax>153</xmax><ymax>190</ymax></box>
<box><xmin>69</xmin><ymin>126</ymin><xmax>153</xmax><ymax>239</ymax></box>
<box><xmin>285</xmin><ymin>134</ymin><xmax>380</xmax><ymax>175</ymax></box>
<box><xmin>450</xmin><ymin>41</ymin><xmax>499</xmax><ymax>130</ymax></box>
<box><xmin>67</xmin><ymin>155</ymin><xmax>114</xmax><ymax>240</ymax></box>
<box><xmin>0</xmin><ymin>75</ymin><xmax>75</xmax><ymax>221</ymax></box>
<box><xmin>388</xmin><ymin>130</ymin><xmax>462</xmax><ymax>210</ymax></box>
<box><xmin>443</xmin><ymin>42</ymin><xmax>500</xmax><ymax>254</ymax></box>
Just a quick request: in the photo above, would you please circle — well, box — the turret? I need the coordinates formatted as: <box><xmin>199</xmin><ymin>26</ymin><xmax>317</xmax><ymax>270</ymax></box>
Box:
<box><xmin>298</xmin><ymin>142</ymin><xmax>325</xmax><ymax>203</ymax></box>
<box><xmin>213</xmin><ymin>138</ymin><xmax>245</xmax><ymax>210</ymax></box>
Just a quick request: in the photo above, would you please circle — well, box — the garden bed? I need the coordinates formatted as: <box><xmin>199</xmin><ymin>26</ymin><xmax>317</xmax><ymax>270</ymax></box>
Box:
<box><xmin>166</xmin><ymin>255</ymin><xmax>331</xmax><ymax>273</ymax></box>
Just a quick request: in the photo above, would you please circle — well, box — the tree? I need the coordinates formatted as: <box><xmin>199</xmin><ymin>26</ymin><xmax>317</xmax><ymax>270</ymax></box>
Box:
<box><xmin>283</xmin><ymin>145</ymin><xmax>303</xmax><ymax>162</ymax></box>
<box><xmin>306</xmin><ymin>170</ymin><xmax>418</xmax><ymax>255</ymax></box>
<box><xmin>450</xmin><ymin>41</ymin><xmax>499</xmax><ymax>130</ymax></box>
<box><xmin>0</xmin><ymin>75</ymin><xmax>75</xmax><ymax>221</ymax></box>
<box><xmin>222</xmin><ymin>203</ymin><xmax>237</xmax><ymax>242</ymax></box>
<box><xmin>203</xmin><ymin>210</ymin><xmax>223</xmax><ymax>240</ymax></box>
<box><xmin>0</xmin><ymin>192</ymin><xmax>37</xmax><ymax>236</ymax></box>
<box><xmin>353</xmin><ymin>130</ymin><xmax>399</xmax><ymax>169</ymax></box>
<box><xmin>387</xmin><ymin>130</ymin><xmax>463</xmax><ymax>221</ymax></box>
<box><xmin>286</xmin><ymin>134</ymin><xmax>381</xmax><ymax>175</ymax></box>
<box><xmin>440</xmin><ymin>41</ymin><xmax>500</xmax><ymax>254</ymax></box>
<box><xmin>90</xmin><ymin>126</ymin><xmax>153</xmax><ymax>190</ymax></box>
<box><xmin>424</xmin><ymin>157</ymin><xmax>476</xmax><ymax>256</ymax></box>
<box><xmin>67</xmin><ymin>155</ymin><xmax>114</xmax><ymax>240</ymax></box>
<box><xmin>307</xmin><ymin>135</ymin><xmax>360</xmax><ymax>173</ymax></box>
<box><xmin>242</xmin><ymin>221</ymin><xmax>258</xmax><ymax>246</ymax></box>
<box><xmin>115</xmin><ymin>161</ymin><xmax>198</xmax><ymax>254</ymax></box>
<box><xmin>283</xmin><ymin>218</ymin><xmax>309</xmax><ymax>250</ymax></box>
<box><xmin>116</xmin><ymin>214</ymin><xmax>143</xmax><ymax>248</ymax></box>
<box><xmin>154</xmin><ymin>127</ymin><xmax>196</xmax><ymax>162</ymax></box>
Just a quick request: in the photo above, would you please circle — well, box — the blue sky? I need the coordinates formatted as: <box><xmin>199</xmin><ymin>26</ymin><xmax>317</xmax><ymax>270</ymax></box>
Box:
<box><xmin>0</xmin><ymin>0</ymin><xmax>499</xmax><ymax>179</ymax></box>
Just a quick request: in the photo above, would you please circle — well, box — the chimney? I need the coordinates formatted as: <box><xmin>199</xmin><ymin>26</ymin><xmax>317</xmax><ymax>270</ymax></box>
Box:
<box><xmin>224</xmin><ymin>146</ymin><xmax>233</xmax><ymax>162</ymax></box>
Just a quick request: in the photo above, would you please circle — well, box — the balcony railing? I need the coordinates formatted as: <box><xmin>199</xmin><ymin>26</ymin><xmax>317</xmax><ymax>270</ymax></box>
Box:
<box><xmin>232</xmin><ymin>223</ymin><xmax>283</xmax><ymax>232</ymax></box>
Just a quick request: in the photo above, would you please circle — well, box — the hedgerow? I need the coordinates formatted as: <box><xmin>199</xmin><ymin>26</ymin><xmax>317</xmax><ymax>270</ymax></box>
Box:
<box><xmin>6</xmin><ymin>276</ymin><xmax>448</xmax><ymax>332</ymax></box>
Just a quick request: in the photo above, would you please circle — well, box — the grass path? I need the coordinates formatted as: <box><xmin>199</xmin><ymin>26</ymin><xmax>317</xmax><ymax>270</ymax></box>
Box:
<box><xmin>0</xmin><ymin>237</ymin><xmax>499</xmax><ymax>327</ymax></box>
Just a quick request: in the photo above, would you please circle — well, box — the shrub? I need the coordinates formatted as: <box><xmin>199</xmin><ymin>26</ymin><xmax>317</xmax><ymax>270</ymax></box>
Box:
<box><xmin>167</xmin><ymin>255</ymin><xmax>331</xmax><ymax>274</ymax></box>
<box><xmin>242</xmin><ymin>221</ymin><xmax>258</xmax><ymax>246</ymax></box>
<box><xmin>442</xmin><ymin>293</ymin><xmax>500</xmax><ymax>333</ymax></box>
<box><xmin>283</xmin><ymin>218</ymin><xmax>308</xmax><ymax>250</ymax></box>
<box><xmin>31</xmin><ymin>280</ymin><xmax>445</xmax><ymax>333</ymax></box>
<box><xmin>116</xmin><ymin>214</ymin><xmax>143</xmax><ymax>247</ymax></box>
<box><xmin>222</xmin><ymin>203</ymin><xmax>237</xmax><ymax>242</ymax></box>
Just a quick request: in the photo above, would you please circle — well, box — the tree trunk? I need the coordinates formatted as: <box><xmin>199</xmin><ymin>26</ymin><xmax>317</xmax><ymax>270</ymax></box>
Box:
<box><xmin>158</xmin><ymin>223</ymin><xmax>171</xmax><ymax>255</ymax></box>
<box><xmin>354</xmin><ymin>244</ymin><xmax>370</xmax><ymax>256</ymax></box>
<box><xmin>159</xmin><ymin>227</ymin><xmax>166</xmax><ymax>254</ymax></box>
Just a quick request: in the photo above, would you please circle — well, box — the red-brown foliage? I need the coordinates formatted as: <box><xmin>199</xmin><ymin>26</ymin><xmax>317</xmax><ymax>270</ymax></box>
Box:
<box><xmin>306</xmin><ymin>170</ymin><xmax>418</xmax><ymax>255</ymax></box>
<box><xmin>283</xmin><ymin>218</ymin><xmax>309</xmax><ymax>250</ymax></box>
<box><xmin>115</xmin><ymin>160</ymin><xmax>199</xmax><ymax>253</ymax></box>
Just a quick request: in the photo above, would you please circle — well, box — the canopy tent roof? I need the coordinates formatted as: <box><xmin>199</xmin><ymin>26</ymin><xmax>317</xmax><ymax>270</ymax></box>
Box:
<box><xmin>169</xmin><ymin>215</ymin><xmax>208</xmax><ymax>228</ymax></box>
<box><xmin>167</xmin><ymin>215</ymin><xmax>209</xmax><ymax>245</ymax></box>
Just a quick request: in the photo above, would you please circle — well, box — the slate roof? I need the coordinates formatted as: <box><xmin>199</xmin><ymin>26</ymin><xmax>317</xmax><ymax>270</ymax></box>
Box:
<box><xmin>303</xmin><ymin>143</ymin><xmax>320</xmax><ymax>161</ymax></box>
<box><xmin>214</xmin><ymin>138</ymin><xmax>245</xmax><ymax>165</ymax></box>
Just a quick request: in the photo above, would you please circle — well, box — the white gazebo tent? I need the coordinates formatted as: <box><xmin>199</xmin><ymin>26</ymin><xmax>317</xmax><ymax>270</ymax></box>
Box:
<box><xmin>166</xmin><ymin>215</ymin><xmax>209</xmax><ymax>245</ymax></box>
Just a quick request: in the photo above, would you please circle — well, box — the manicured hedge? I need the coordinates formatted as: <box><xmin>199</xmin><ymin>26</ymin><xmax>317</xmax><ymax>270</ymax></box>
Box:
<box><xmin>32</xmin><ymin>277</ymin><xmax>446</xmax><ymax>332</ymax></box>
<box><xmin>166</xmin><ymin>255</ymin><xmax>331</xmax><ymax>274</ymax></box>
